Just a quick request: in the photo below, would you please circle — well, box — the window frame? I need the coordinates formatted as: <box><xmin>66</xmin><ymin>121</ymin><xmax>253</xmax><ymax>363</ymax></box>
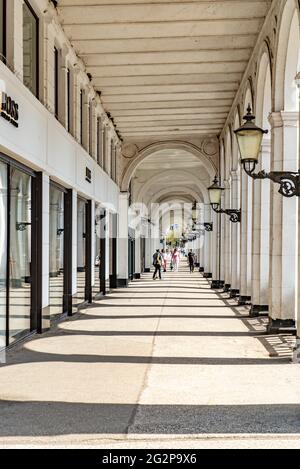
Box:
<box><xmin>0</xmin><ymin>0</ymin><xmax>6</xmax><ymax>63</ymax></box>
<box><xmin>67</xmin><ymin>68</ymin><xmax>71</xmax><ymax>133</ymax></box>
<box><xmin>54</xmin><ymin>46</ymin><xmax>59</xmax><ymax>120</ymax></box>
<box><xmin>23</xmin><ymin>0</ymin><xmax>40</xmax><ymax>98</ymax></box>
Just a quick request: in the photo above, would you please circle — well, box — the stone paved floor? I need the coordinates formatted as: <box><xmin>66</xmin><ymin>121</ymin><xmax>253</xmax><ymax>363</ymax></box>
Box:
<box><xmin>0</xmin><ymin>267</ymin><xmax>300</xmax><ymax>448</ymax></box>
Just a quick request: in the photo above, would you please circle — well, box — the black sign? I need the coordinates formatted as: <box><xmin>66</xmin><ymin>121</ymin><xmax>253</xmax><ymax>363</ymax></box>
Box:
<box><xmin>0</xmin><ymin>92</ymin><xmax>19</xmax><ymax>127</ymax></box>
<box><xmin>204</xmin><ymin>223</ymin><xmax>213</xmax><ymax>232</ymax></box>
<box><xmin>85</xmin><ymin>167</ymin><xmax>92</xmax><ymax>183</ymax></box>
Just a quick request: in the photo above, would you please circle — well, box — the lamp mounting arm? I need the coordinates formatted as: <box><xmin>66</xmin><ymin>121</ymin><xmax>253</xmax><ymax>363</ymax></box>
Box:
<box><xmin>211</xmin><ymin>206</ymin><xmax>241</xmax><ymax>223</ymax></box>
<box><xmin>243</xmin><ymin>162</ymin><xmax>300</xmax><ymax>198</ymax></box>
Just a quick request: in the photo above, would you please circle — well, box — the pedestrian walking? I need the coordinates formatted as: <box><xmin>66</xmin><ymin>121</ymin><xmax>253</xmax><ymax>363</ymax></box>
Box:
<box><xmin>161</xmin><ymin>249</ymin><xmax>167</xmax><ymax>273</ymax></box>
<box><xmin>172</xmin><ymin>248</ymin><xmax>180</xmax><ymax>272</ymax></box>
<box><xmin>188</xmin><ymin>250</ymin><xmax>195</xmax><ymax>273</ymax></box>
<box><xmin>152</xmin><ymin>249</ymin><xmax>162</xmax><ymax>280</ymax></box>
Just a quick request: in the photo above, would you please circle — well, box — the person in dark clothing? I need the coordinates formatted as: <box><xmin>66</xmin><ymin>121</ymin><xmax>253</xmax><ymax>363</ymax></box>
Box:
<box><xmin>153</xmin><ymin>250</ymin><xmax>162</xmax><ymax>280</ymax></box>
<box><xmin>188</xmin><ymin>250</ymin><xmax>195</xmax><ymax>273</ymax></box>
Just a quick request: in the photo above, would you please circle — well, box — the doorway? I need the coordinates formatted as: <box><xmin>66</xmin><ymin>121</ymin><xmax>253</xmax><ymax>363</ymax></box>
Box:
<box><xmin>0</xmin><ymin>154</ymin><xmax>42</xmax><ymax>347</ymax></box>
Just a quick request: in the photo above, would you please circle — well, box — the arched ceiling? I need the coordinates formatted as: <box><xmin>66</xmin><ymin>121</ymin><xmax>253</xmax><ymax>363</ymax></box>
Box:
<box><xmin>57</xmin><ymin>0</ymin><xmax>271</xmax><ymax>140</ymax></box>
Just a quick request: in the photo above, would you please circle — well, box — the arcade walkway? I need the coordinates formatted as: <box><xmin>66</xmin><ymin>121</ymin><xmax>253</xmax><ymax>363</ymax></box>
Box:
<box><xmin>0</xmin><ymin>267</ymin><xmax>300</xmax><ymax>448</ymax></box>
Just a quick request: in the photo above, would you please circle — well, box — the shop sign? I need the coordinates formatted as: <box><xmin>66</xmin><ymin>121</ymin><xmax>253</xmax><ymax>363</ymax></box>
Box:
<box><xmin>0</xmin><ymin>91</ymin><xmax>19</xmax><ymax>128</ymax></box>
<box><xmin>86</xmin><ymin>167</ymin><xmax>92</xmax><ymax>183</ymax></box>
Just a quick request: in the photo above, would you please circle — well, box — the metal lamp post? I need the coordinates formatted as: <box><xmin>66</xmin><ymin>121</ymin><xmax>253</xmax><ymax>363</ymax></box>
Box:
<box><xmin>207</xmin><ymin>176</ymin><xmax>241</xmax><ymax>223</ymax></box>
<box><xmin>234</xmin><ymin>105</ymin><xmax>300</xmax><ymax>198</ymax></box>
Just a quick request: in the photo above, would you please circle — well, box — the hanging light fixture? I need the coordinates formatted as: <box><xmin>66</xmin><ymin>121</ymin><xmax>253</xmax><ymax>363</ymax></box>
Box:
<box><xmin>234</xmin><ymin>105</ymin><xmax>300</xmax><ymax>198</ymax></box>
<box><xmin>208</xmin><ymin>176</ymin><xmax>241</xmax><ymax>223</ymax></box>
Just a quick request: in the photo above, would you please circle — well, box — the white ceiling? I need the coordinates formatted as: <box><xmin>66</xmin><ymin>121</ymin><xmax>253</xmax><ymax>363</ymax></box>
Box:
<box><xmin>58</xmin><ymin>0</ymin><xmax>271</xmax><ymax>140</ymax></box>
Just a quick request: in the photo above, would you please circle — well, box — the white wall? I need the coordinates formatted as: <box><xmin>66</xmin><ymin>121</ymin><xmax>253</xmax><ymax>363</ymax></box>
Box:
<box><xmin>0</xmin><ymin>61</ymin><xmax>120</xmax><ymax>210</ymax></box>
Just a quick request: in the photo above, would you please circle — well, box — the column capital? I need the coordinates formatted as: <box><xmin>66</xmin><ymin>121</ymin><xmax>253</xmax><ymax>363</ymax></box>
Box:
<box><xmin>268</xmin><ymin>111</ymin><xmax>299</xmax><ymax>128</ymax></box>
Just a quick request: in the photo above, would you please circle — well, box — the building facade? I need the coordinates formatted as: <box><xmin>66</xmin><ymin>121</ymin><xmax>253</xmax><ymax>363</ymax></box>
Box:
<box><xmin>0</xmin><ymin>0</ymin><xmax>300</xmax><ymax>354</ymax></box>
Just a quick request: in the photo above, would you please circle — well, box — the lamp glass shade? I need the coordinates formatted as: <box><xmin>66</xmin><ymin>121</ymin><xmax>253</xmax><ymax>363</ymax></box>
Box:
<box><xmin>192</xmin><ymin>204</ymin><xmax>197</xmax><ymax>222</ymax></box>
<box><xmin>235</xmin><ymin>128</ymin><xmax>264</xmax><ymax>163</ymax></box>
<box><xmin>208</xmin><ymin>177</ymin><xmax>223</xmax><ymax>207</ymax></box>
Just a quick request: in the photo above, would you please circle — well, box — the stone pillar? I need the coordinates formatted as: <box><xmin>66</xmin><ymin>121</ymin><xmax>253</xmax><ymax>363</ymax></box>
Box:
<box><xmin>219</xmin><ymin>190</ymin><xmax>226</xmax><ymax>283</ymax></box>
<box><xmin>118</xmin><ymin>192</ymin><xmax>129</xmax><ymax>286</ymax></box>
<box><xmin>224</xmin><ymin>180</ymin><xmax>231</xmax><ymax>291</ymax></box>
<box><xmin>145</xmin><ymin>223</ymin><xmax>152</xmax><ymax>272</ymax></box>
<box><xmin>211</xmin><ymin>210</ymin><xmax>221</xmax><ymax>288</ymax></box>
<box><xmin>296</xmin><ymin>74</ymin><xmax>300</xmax><ymax>358</ymax></box>
<box><xmin>239</xmin><ymin>169</ymin><xmax>252</xmax><ymax>305</ymax></box>
<box><xmin>268</xmin><ymin>111</ymin><xmax>298</xmax><ymax>333</ymax></box>
<box><xmin>250</xmin><ymin>139</ymin><xmax>271</xmax><ymax>316</ymax></box>
<box><xmin>203</xmin><ymin>204</ymin><xmax>212</xmax><ymax>278</ymax></box>
<box><xmin>230</xmin><ymin>170</ymin><xmax>240</xmax><ymax>297</ymax></box>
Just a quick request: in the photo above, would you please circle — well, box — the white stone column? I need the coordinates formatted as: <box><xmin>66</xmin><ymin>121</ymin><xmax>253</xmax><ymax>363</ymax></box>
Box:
<box><xmin>203</xmin><ymin>204</ymin><xmax>212</xmax><ymax>276</ymax></box>
<box><xmin>239</xmin><ymin>169</ymin><xmax>252</xmax><ymax>305</ymax></box>
<box><xmin>296</xmin><ymin>74</ymin><xmax>300</xmax><ymax>351</ymax></box>
<box><xmin>250</xmin><ymin>139</ymin><xmax>271</xmax><ymax>316</ymax></box>
<box><xmin>118</xmin><ymin>192</ymin><xmax>129</xmax><ymax>285</ymax></box>
<box><xmin>219</xmin><ymin>190</ymin><xmax>226</xmax><ymax>283</ymax></box>
<box><xmin>224</xmin><ymin>180</ymin><xmax>231</xmax><ymax>290</ymax></box>
<box><xmin>211</xmin><ymin>210</ymin><xmax>219</xmax><ymax>283</ymax></box>
<box><xmin>230</xmin><ymin>170</ymin><xmax>240</xmax><ymax>297</ymax></box>
<box><xmin>145</xmin><ymin>223</ymin><xmax>152</xmax><ymax>272</ymax></box>
<box><xmin>135</xmin><ymin>237</ymin><xmax>141</xmax><ymax>278</ymax></box>
<box><xmin>268</xmin><ymin>111</ymin><xmax>298</xmax><ymax>333</ymax></box>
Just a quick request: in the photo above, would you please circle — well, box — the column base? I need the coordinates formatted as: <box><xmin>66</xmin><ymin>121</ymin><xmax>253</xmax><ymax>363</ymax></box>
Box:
<box><xmin>110</xmin><ymin>274</ymin><xmax>118</xmax><ymax>289</ymax></box>
<box><xmin>203</xmin><ymin>272</ymin><xmax>212</xmax><ymax>279</ymax></box>
<box><xmin>144</xmin><ymin>268</ymin><xmax>151</xmax><ymax>273</ymax></box>
<box><xmin>134</xmin><ymin>273</ymin><xmax>141</xmax><ymax>279</ymax></box>
<box><xmin>211</xmin><ymin>280</ymin><xmax>223</xmax><ymax>289</ymax></box>
<box><xmin>238</xmin><ymin>295</ymin><xmax>251</xmax><ymax>306</ymax></box>
<box><xmin>199</xmin><ymin>267</ymin><xmax>205</xmax><ymax>273</ymax></box>
<box><xmin>249</xmin><ymin>305</ymin><xmax>269</xmax><ymax>318</ymax></box>
<box><xmin>267</xmin><ymin>318</ymin><xmax>296</xmax><ymax>335</ymax></box>
<box><xmin>223</xmin><ymin>283</ymin><xmax>231</xmax><ymax>293</ymax></box>
<box><xmin>229</xmin><ymin>289</ymin><xmax>239</xmax><ymax>298</ymax></box>
<box><xmin>117</xmin><ymin>278</ymin><xmax>129</xmax><ymax>288</ymax></box>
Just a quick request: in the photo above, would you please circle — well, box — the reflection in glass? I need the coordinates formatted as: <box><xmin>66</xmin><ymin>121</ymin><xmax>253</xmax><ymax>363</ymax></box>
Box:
<box><xmin>23</xmin><ymin>1</ymin><xmax>38</xmax><ymax>96</ymax></box>
<box><xmin>77</xmin><ymin>199</ymin><xmax>86</xmax><ymax>304</ymax></box>
<box><xmin>9</xmin><ymin>168</ymin><xmax>31</xmax><ymax>342</ymax></box>
<box><xmin>0</xmin><ymin>161</ymin><xmax>7</xmax><ymax>350</ymax></box>
<box><xmin>49</xmin><ymin>186</ymin><xmax>64</xmax><ymax>319</ymax></box>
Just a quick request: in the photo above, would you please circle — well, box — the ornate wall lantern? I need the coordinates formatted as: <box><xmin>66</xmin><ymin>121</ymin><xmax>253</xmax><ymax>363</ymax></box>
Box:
<box><xmin>234</xmin><ymin>105</ymin><xmax>300</xmax><ymax>198</ymax></box>
<box><xmin>207</xmin><ymin>176</ymin><xmax>241</xmax><ymax>223</ymax></box>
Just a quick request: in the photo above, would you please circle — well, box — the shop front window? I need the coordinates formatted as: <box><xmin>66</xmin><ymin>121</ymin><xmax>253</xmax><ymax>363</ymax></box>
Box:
<box><xmin>49</xmin><ymin>185</ymin><xmax>64</xmax><ymax>319</ymax></box>
<box><xmin>9</xmin><ymin>168</ymin><xmax>32</xmax><ymax>342</ymax></box>
<box><xmin>77</xmin><ymin>199</ymin><xmax>86</xmax><ymax>305</ymax></box>
<box><xmin>0</xmin><ymin>161</ymin><xmax>7</xmax><ymax>350</ymax></box>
